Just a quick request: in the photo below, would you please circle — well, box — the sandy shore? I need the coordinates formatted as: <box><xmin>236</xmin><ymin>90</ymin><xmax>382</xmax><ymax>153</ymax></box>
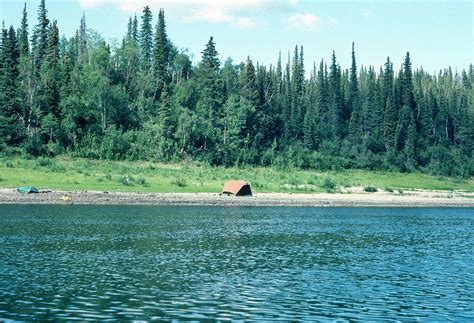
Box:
<box><xmin>0</xmin><ymin>187</ymin><xmax>473</xmax><ymax>207</ymax></box>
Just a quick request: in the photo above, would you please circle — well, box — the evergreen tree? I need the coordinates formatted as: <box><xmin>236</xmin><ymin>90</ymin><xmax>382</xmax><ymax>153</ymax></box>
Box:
<box><xmin>382</xmin><ymin>57</ymin><xmax>394</xmax><ymax>104</ymax></box>
<box><xmin>152</xmin><ymin>9</ymin><xmax>170</xmax><ymax>101</ymax></box>
<box><xmin>0</xmin><ymin>26</ymin><xmax>23</xmax><ymax>145</ymax></box>
<box><xmin>316</xmin><ymin>60</ymin><xmax>330</xmax><ymax>140</ymax></box>
<box><xmin>329</xmin><ymin>51</ymin><xmax>344</xmax><ymax>139</ymax></box>
<box><xmin>31</xmin><ymin>0</ymin><xmax>49</xmax><ymax>72</ymax></box>
<box><xmin>303</xmin><ymin>69</ymin><xmax>317</xmax><ymax>149</ymax></box>
<box><xmin>132</xmin><ymin>15</ymin><xmax>139</xmax><ymax>42</ymax></box>
<box><xmin>38</xmin><ymin>20</ymin><xmax>60</xmax><ymax>124</ymax></box>
<box><xmin>18</xmin><ymin>3</ymin><xmax>29</xmax><ymax>57</ymax></box>
<box><xmin>348</xmin><ymin>43</ymin><xmax>361</xmax><ymax>142</ymax></box>
<box><xmin>139</xmin><ymin>6</ymin><xmax>153</xmax><ymax>71</ymax></box>
<box><xmin>347</xmin><ymin>42</ymin><xmax>358</xmax><ymax>120</ymax></box>
<box><xmin>127</xmin><ymin>17</ymin><xmax>133</xmax><ymax>40</ymax></box>
<box><xmin>158</xmin><ymin>84</ymin><xmax>172</xmax><ymax>138</ymax></box>
<box><xmin>383</xmin><ymin>95</ymin><xmax>397</xmax><ymax>149</ymax></box>
<box><xmin>196</xmin><ymin>36</ymin><xmax>223</xmax><ymax>154</ymax></box>
<box><xmin>235</xmin><ymin>57</ymin><xmax>260</xmax><ymax>162</ymax></box>
<box><xmin>0</xmin><ymin>5</ymin><xmax>471</xmax><ymax>176</ymax></box>
<box><xmin>283</xmin><ymin>52</ymin><xmax>291</xmax><ymax>140</ymax></box>
<box><xmin>78</xmin><ymin>12</ymin><xmax>87</xmax><ymax>65</ymax></box>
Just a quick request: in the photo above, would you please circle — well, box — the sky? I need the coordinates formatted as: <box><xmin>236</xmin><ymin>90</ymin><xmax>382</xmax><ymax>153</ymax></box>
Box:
<box><xmin>1</xmin><ymin>0</ymin><xmax>473</xmax><ymax>74</ymax></box>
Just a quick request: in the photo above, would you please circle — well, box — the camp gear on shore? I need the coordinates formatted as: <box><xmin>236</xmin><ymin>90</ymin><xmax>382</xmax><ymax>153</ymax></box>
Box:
<box><xmin>222</xmin><ymin>181</ymin><xmax>252</xmax><ymax>196</ymax></box>
<box><xmin>16</xmin><ymin>186</ymin><xmax>39</xmax><ymax>194</ymax></box>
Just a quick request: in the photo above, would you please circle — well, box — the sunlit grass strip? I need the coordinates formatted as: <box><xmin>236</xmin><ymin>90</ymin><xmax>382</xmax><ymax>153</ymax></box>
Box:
<box><xmin>0</xmin><ymin>156</ymin><xmax>472</xmax><ymax>193</ymax></box>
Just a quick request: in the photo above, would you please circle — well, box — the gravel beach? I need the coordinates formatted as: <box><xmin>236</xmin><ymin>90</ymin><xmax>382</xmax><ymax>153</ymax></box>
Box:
<box><xmin>1</xmin><ymin>187</ymin><xmax>472</xmax><ymax>207</ymax></box>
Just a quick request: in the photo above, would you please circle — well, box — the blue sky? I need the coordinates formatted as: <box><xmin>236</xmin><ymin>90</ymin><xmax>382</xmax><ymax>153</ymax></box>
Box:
<box><xmin>1</xmin><ymin>0</ymin><xmax>472</xmax><ymax>74</ymax></box>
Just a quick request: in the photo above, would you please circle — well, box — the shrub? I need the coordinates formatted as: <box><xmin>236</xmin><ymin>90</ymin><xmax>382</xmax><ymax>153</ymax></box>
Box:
<box><xmin>118</xmin><ymin>175</ymin><xmax>135</xmax><ymax>186</ymax></box>
<box><xmin>322</xmin><ymin>177</ymin><xmax>337</xmax><ymax>192</ymax></box>
<box><xmin>24</xmin><ymin>136</ymin><xmax>48</xmax><ymax>157</ymax></box>
<box><xmin>384</xmin><ymin>187</ymin><xmax>394</xmax><ymax>193</ymax></box>
<box><xmin>37</xmin><ymin>156</ymin><xmax>54</xmax><ymax>167</ymax></box>
<box><xmin>171</xmin><ymin>177</ymin><xmax>187</xmax><ymax>187</ymax></box>
<box><xmin>364</xmin><ymin>185</ymin><xmax>378</xmax><ymax>193</ymax></box>
<box><xmin>307</xmin><ymin>175</ymin><xmax>317</xmax><ymax>185</ymax></box>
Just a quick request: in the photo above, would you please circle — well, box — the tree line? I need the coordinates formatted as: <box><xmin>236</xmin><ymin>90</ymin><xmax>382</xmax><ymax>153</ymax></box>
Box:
<box><xmin>1</xmin><ymin>1</ymin><xmax>472</xmax><ymax>177</ymax></box>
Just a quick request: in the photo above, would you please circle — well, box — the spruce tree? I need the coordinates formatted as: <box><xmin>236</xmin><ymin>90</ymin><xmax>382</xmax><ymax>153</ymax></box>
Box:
<box><xmin>196</xmin><ymin>36</ymin><xmax>223</xmax><ymax>152</ymax></box>
<box><xmin>0</xmin><ymin>26</ymin><xmax>23</xmax><ymax>145</ymax></box>
<box><xmin>39</xmin><ymin>20</ymin><xmax>60</xmax><ymax>121</ymax></box>
<box><xmin>152</xmin><ymin>8</ymin><xmax>170</xmax><ymax>101</ymax></box>
<box><xmin>31</xmin><ymin>0</ymin><xmax>49</xmax><ymax>73</ymax></box>
<box><xmin>348</xmin><ymin>43</ymin><xmax>362</xmax><ymax>142</ymax></box>
<box><xmin>347</xmin><ymin>42</ymin><xmax>358</xmax><ymax>120</ymax></box>
<box><xmin>283</xmin><ymin>52</ymin><xmax>291</xmax><ymax>140</ymax></box>
<box><xmin>383</xmin><ymin>57</ymin><xmax>394</xmax><ymax>104</ymax></box>
<box><xmin>329</xmin><ymin>51</ymin><xmax>344</xmax><ymax>139</ymax></box>
<box><xmin>139</xmin><ymin>6</ymin><xmax>153</xmax><ymax>71</ymax></box>
<box><xmin>289</xmin><ymin>45</ymin><xmax>299</xmax><ymax>138</ymax></box>
<box><xmin>77</xmin><ymin>12</ymin><xmax>87</xmax><ymax>65</ymax></box>
<box><xmin>158</xmin><ymin>84</ymin><xmax>173</xmax><ymax>140</ymax></box>
<box><xmin>240</xmin><ymin>57</ymin><xmax>259</xmax><ymax>138</ymax></box>
<box><xmin>18</xmin><ymin>4</ymin><xmax>29</xmax><ymax>57</ymax></box>
<box><xmin>132</xmin><ymin>15</ymin><xmax>139</xmax><ymax>43</ymax></box>
<box><xmin>315</xmin><ymin>60</ymin><xmax>330</xmax><ymax>140</ymax></box>
<box><xmin>127</xmin><ymin>17</ymin><xmax>133</xmax><ymax>40</ymax></box>
<box><xmin>383</xmin><ymin>95</ymin><xmax>397</xmax><ymax>149</ymax></box>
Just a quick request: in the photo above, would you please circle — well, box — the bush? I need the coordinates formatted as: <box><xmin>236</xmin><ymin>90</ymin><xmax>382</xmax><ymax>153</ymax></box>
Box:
<box><xmin>100</xmin><ymin>128</ymin><xmax>131</xmax><ymax>160</ymax></box>
<box><xmin>322</xmin><ymin>177</ymin><xmax>337</xmax><ymax>192</ymax></box>
<box><xmin>24</xmin><ymin>136</ymin><xmax>48</xmax><ymax>157</ymax></box>
<box><xmin>118</xmin><ymin>175</ymin><xmax>135</xmax><ymax>186</ymax></box>
<box><xmin>364</xmin><ymin>185</ymin><xmax>378</xmax><ymax>193</ymax></box>
<box><xmin>384</xmin><ymin>187</ymin><xmax>394</xmax><ymax>193</ymax></box>
<box><xmin>171</xmin><ymin>177</ymin><xmax>187</xmax><ymax>187</ymax></box>
<box><xmin>37</xmin><ymin>157</ymin><xmax>55</xmax><ymax>167</ymax></box>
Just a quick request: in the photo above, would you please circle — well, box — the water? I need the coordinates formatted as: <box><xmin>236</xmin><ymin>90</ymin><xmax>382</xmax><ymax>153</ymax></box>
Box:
<box><xmin>0</xmin><ymin>205</ymin><xmax>473</xmax><ymax>320</ymax></box>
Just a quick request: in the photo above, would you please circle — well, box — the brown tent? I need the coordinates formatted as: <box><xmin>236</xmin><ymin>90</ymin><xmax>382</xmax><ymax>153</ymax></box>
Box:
<box><xmin>222</xmin><ymin>180</ymin><xmax>252</xmax><ymax>196</ymax></box>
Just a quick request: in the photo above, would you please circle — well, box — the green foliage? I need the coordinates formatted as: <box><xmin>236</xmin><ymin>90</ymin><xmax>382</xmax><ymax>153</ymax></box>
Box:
<box><xmin>171</xmin><ymin>177</ymin><xmax>187</xmax><ymax>187</ymax></box>
<box><xmin>0</xmin><ymin>2</ymin><xmax>471</xmax><ymax>179</ymax></box>
<box><xmin>1</xmin><ymin>156</ymin><xmax>473</xmax><ymax>193</ymax></box>
<box><xmin>364</xmin><ymin>185</ymin><xmax>378</xmax><ymax>192</ymax></box>
<box><xmin>322</xmin><ymin>177</ymin><xmax>337</xmax><ymax>192</ymax></box>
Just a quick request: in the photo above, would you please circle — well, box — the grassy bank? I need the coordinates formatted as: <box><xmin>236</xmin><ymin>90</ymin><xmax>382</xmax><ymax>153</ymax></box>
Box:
<box><xmin>0</xmin><ymin>156</ymin><xmax>472</xmax><ymax>193</ymax></box>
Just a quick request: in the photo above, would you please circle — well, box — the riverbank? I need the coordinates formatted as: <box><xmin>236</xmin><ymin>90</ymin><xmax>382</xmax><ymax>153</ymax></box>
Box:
<box><xmin>1</xmin><ymin>156</ymin><xmax>473</xmax><ymax>194</ymax></box>
<box><xmin>1</xmin><ymin>188</ymin><xmax>472</xmax><ymax>207</ymax></box>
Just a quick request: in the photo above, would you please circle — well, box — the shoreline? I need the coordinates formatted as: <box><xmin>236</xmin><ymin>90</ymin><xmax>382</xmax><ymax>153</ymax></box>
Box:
<box><xmin>0</xmin><ymin>188</ymin><xmax>473</xmax><ymax>207</ymax></box>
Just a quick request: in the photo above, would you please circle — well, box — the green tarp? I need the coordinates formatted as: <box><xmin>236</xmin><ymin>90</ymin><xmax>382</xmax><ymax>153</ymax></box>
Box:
<box><xmin>16</xmin><ymin>186</ymin><xmax>39</xmax><ymax>194</ymax></box>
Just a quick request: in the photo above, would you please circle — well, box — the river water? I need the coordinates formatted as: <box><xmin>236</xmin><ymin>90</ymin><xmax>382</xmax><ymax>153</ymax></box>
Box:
<box><xmin>0</xmin><ymin>205</ymin><xmax>473</xmax><ymax>320</ymax></box>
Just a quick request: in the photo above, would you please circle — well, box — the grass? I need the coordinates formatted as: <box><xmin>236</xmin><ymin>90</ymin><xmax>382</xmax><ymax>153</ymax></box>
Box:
<box><xmin>0</xmin><ymin>156</ymin><xmax>472</xmax><ymax>193</ymax></box>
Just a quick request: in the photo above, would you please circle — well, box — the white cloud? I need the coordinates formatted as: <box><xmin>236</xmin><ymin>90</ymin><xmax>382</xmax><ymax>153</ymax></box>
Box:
<box><xmin>78</xmin><ymin>0</ymin><xmax>294</xmax><ymax>29</ymax></box>
<box><xmin>285</xmin><ymin>13</ymin><xmax>320</xmax><ymax>31</ymax></box>
<box><xmin>184</xmin><ymin>9</ymin><xmax>233</xmax><ymax>24</ymax></box>
<box><xmin>78</xmin><ymin>0</ymin><xmax>291</xmax><ymax>13</ymax></box>
<box><xmin>236</xmin><ymin>17</ymin><xmax>255</xmax><ymax>30</ymax></box>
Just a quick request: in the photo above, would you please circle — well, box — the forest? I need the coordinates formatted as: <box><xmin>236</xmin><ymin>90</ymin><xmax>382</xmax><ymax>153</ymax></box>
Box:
<box><xmin>1</xmin><ymin>1</ymin><xmax>473</xmax><ymax>178</ymax></box>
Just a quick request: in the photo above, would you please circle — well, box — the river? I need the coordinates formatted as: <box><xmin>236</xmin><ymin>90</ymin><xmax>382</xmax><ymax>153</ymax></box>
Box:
<box><xmin>0</xmin><ymin>205</ymin><xmax>473</xmax><ymax>320</ymax></box>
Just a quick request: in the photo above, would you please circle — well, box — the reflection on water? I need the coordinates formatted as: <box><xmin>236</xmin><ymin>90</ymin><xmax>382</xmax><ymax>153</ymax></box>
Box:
<box><xmin>0</xmin><ymin>206</ymin><xmax>473</xmax><ymax>320</ymax></box>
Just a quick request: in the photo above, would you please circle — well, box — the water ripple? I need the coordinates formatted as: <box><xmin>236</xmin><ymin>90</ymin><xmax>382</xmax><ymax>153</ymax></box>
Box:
<box><xmin>0</xmin><ymin>206</ymin><xmax>473</xmax><ymax>320</ymax></box>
